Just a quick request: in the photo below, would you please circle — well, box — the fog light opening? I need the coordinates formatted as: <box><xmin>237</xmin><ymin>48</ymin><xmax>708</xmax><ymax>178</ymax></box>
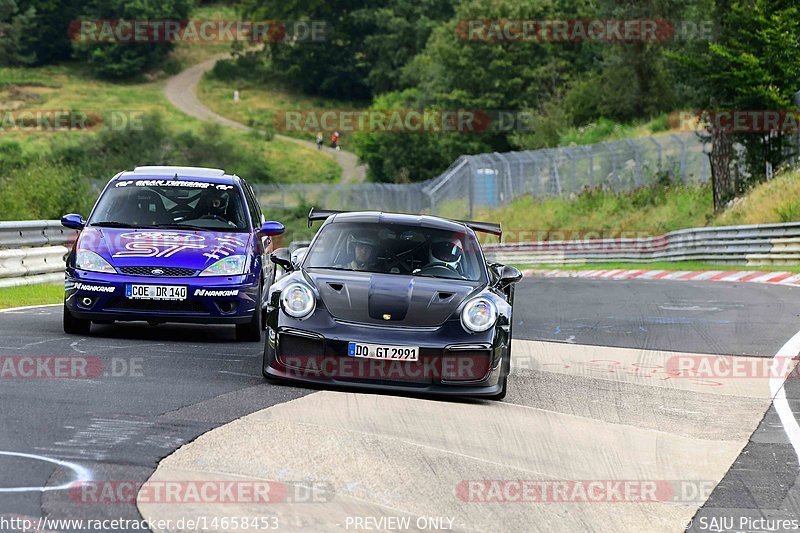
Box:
<box><xmin>217</xmin><ymin>301</ymin><xmax>238</xmax><ymax>314</ymax></box>
<box><xmin>80</xmin><ymin>297</ymin><xmax>94</xmax><ymax>308</ymax></box>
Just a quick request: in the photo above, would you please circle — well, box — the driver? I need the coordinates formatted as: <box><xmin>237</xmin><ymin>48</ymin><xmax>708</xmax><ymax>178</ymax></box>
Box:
<box><xmin>341</xmin><ymin>233</ymin><xmax>379</xmax><ymax>271</ymax></box>
<box><xmin>196</xmin><ymin>189</ymin><xmax>229</xmax><ymax>221</ymax></box>
<box><xmin>426</xmin><ymin>238</ymin><xmax>464</xmax><ymax>272</ymax></box>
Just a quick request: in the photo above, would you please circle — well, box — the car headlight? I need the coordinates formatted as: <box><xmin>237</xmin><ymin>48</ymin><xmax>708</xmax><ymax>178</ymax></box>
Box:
<box><xmin>75</xmin><ymin>250</ymin><xmax>116</xmax><ymax>274</ymax></box>
<box><xmin>461</xmin><ymin>297</ymin><xmax>497</xmax><ymax>332</ymax></box>
<box><xmin>200</xmin><ymin>255</ymin><xmax>247</xmax><ymax>277</ymax></box>
<box><xmin>281</xmin><ymin>283</ymin><xmax>315</xmax><ymax>318</ymax></box>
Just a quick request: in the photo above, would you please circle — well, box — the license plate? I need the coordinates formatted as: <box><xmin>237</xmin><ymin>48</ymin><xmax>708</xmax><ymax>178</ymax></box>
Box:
<box><xmin>126</xmin><ymin>284</ymin><xmax>187</xmax><ymax>301</ymax></box>
<box><xmin>347</xmin><ymin>342</ymin><xmax>419</xmax><ymax>361</ymax></box>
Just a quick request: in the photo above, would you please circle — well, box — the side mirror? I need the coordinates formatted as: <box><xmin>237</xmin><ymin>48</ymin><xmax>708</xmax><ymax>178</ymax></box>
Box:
<box><xmin>291</xmin><ymin>247</ymin><xmax>308</xmax><ymax>266</ymax></box>
<box><xmin>497</xmin><ymin>265</ymin><xmax>523</xmax><ymax>288</ymax></box>
<box><xmin>270</xmin><ymin>248</ymin><xmax>294</xmax><ymax>272</ymax></box>
<box><xmin>61</xmin><ymin>214</ymin><xmax>85</xmax><ymax>230</ymax></box>
<box><xmin>259</xmin><ymin>221</ymin><xmax>285</xmax><ymax>236</ymax></box>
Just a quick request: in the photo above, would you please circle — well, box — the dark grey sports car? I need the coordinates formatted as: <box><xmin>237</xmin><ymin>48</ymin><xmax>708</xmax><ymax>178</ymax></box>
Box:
<box><xmin>262</xmin><ymin>209</ymin><xmax>522</xmax><ymax>399</ymax></box>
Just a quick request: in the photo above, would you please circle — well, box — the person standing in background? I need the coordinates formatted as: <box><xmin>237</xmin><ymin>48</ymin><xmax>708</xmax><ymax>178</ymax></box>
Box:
<box><xmin>316</xmin><ymin>132</ymin><xmax>323</xmax><ymax>149</ymax></box>
<box><xmin>331</xmin><ymin>131</ymin><xmax>340</xmax><ymax>151</ymax></box>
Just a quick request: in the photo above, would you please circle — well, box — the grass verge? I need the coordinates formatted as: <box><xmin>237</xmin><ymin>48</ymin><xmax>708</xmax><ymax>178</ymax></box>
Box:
<box><xmin>0</xmin><ymin>284</ymin><xmax>62</xmax><ymax>310</ymax></box>
<box><xmin>198</xmin><ymin>75</ymin><xmax>369</xmax><ymax>148</ymax></box>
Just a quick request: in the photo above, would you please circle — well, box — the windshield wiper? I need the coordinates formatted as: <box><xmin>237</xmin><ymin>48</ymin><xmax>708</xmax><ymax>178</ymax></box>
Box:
<box><xmin>90</xmin><ymin>221</ymin><xmax>136</xmax><ymax>228</ymax></box>
<box><xmin>156</xmin><ymin>223</ymin><xmax>210</xmax><ymax>232</ymax></box>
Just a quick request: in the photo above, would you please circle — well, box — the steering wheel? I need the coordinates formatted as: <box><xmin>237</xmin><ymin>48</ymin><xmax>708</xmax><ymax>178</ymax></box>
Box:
<box><xmin>199</xmin><ymin>214</ymin><xmax>229</xmax><ymax>223</ymax></box>
<box><xmin>416</xmin><ymin>263</ymin><xmax>461</xmax><ymax>277</ymax></box>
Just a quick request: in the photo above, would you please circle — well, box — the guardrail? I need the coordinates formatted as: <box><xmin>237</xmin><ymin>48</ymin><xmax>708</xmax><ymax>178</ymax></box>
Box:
<box><xmin>483</xmin><ymin>222</ymin><xmax>800</xmax><ymax>266</ymax></box>
<box><xmin>3</xmin><ymin>220</ymin><xmax>800</xmax><ymax>288</ymax></box>
<box><xmin>0</xmin><ymin>221</ymin><xmax>76</xmax><ymax>288</ymax></box>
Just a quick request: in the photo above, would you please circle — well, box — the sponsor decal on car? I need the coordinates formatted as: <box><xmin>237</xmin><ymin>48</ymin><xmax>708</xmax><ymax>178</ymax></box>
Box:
<box><xmin>203</xmin><ymin>235</ymin><xmax>247</xmax><ymax>260</ymax></box>
<box><xmin>113</xmin><ymin>232</ymin><xmax>206</xmax><ymax>259</ymax></box>
<box><xmin>115</xmin><ymin>180</ymin><xmax>234</xmax><ymax>190</ymax></box>
<box><xmin>194</xmin><ymin>289</ymin><xmax>240</xmax><ymax>297</ymax></box>
<box><xmin>74</xmin><ymin>283</ymin><xmax>116</xmax><ymax>293</ymax></box>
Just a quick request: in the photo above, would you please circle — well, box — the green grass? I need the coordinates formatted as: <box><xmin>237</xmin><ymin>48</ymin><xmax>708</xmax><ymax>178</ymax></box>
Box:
<box><xmin>557</xmin><ymin>115</ymin><xmax>671</xmax><ymax>146</ymax></box>
<box><xmin>0</xmin><ymin>43</ymin><xmax>340</xmax><ymax>184</ymax></box>
<box><xmin>713</xmin><ymin>170</ymin><xmax>800</xmax><ymax>226</ymax></box>
<box><xmin>469</xmin><ymin>168</ymin><xmax>800</xmax><ymax>246</ymax></box>
<box><xmin>198</xmin><ymin>75</ymin><xmax>369</xmax><ymax>146</ymax></box>
<box><xmin>470</xmin><ymin>181</ymin><xmax>713</xmax><ymax>243</ymax></box>
<box><xmin>519</xmin><ymin>261</ymin><xmax>800</xmax><ymax>273</ymax></box>
<box><xmin>0</xmin><ymin>284</ymin><xmax>62</xmax><ymax>309</ymax></box>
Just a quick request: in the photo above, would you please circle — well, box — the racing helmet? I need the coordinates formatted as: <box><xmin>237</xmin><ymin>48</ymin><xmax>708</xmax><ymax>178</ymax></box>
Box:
<box><xmin>348</xmin><ymin>232</ymin><xmax>378</xmax><ymax>263</ymax></box>
<box><xmin>201</xmin><ymin>189</ymin><xmax>229</xmax><ymax>215</ymax></box>
<box><xmin>429</xmin><ymin>238</ymin><xmax>463</xmax><ymax>270</ymax></box>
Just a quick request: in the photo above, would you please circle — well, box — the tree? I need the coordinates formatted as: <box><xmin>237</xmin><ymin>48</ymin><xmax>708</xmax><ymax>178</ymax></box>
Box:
<box><xmin>72</xmin><ymin>0</ymin><xmax>193</xmax><ymax>79</ymax></box>
<box><xmin>239</xmin><ymin>0</ymin><xmax>455</xmax><ymax>99</ymax></box>
<box><xmin>676</xmin><ymin>0</ymin><xmax>800</xmax><ymax>210</ymax></box>
<box><xmin>0</xmin><ymin>0</ymin><xmax>36</xmax><ymax>66</ymax></box>
<box><xmin>16</xmin><ymin>0</ymin><xmax>82</xmax><ymax>65</ymax></box>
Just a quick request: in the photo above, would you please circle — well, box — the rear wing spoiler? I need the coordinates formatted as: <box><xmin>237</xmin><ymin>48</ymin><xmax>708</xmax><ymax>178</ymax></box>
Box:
<box><xmin>307</xmin><ymin>208</ymin><xmax>346</xmax><ymax>227</ymax></box>
<box><xmin>307</xmin><ymin>207</ymin><xmax>502</xmax><ymax>240</ymax></box>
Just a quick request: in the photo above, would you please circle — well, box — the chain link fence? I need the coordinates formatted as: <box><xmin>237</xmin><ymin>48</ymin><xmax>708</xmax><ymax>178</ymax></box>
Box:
<box><xmin>254</xmin><ymin>132</ymin><xmax>712</xmax><ymax>219</ymax></box>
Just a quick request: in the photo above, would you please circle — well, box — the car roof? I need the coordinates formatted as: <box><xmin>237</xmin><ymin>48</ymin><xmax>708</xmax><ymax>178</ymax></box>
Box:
<box><xmin>113</xmin><ymin>166</ymin><xmax>241</xmax><ymax>185</ymax></box>
<box><xmin>327</xmin><ymin>211</ymin><xmax>475</xmax><ymax>235</ymax></box>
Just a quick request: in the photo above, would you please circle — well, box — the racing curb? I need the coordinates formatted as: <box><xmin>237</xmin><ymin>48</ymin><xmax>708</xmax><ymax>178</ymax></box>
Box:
<box><xmin>523</xmin><ymin>268</ymin><xmax>800</xmax><ymax>286</ymax></box>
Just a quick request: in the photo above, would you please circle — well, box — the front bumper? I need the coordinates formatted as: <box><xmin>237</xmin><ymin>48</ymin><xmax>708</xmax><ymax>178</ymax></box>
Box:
<box><xmin>263</xmin><ymin>309</ymin><xmax>510</xmax><ymax>397</ymax></box>
<box><xmin>65</xmin><ymin>269</ymin><xmax>259</xmax><ymax>324</ymax></box>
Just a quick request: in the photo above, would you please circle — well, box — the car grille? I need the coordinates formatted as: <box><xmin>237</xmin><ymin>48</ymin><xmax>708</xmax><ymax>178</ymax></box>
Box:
<box><xmin>119</xmin><ymin>266</ymin><xmax>197</xmax><ymax>277</ymax></box>
<box><xmin>105</xmin><ymin>297</ymin><xmax>207</xmax><ymax>314</ymax></box>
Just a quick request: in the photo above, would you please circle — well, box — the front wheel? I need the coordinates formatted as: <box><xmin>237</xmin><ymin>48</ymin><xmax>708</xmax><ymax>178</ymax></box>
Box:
<box><xmin>63</xmin><ymin>304</ymin><xmax>90</xmax><ymax>335</ymax></box>
<box><xmin>489</xmin><ymin>354</ymin><xmax>510</xmax><ymax>401</ymax></box>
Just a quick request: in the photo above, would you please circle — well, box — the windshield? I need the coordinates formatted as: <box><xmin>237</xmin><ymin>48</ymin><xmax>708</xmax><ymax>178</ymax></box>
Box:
<box><xmin>304</xmin><ymin>222</ymin><xmax>485</xmax><ymax>281</ymax></box>
<box><xmin>89</xmin><ymin>180</ymin><xmax>249</xmax><ymax>231</ymax></box>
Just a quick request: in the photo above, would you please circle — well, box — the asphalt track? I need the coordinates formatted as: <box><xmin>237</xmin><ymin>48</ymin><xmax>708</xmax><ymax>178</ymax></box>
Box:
<box><xmin>1</xmin><ymin>277</ymin><xmax>800</xmax><ymax>532</ymax></box>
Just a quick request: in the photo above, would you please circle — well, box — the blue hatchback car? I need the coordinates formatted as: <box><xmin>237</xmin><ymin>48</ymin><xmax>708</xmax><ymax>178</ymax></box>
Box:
<box><xmin>61</xmin><ymin>166</ymin><xmax>285</xmax><ymax>341</ymax></box>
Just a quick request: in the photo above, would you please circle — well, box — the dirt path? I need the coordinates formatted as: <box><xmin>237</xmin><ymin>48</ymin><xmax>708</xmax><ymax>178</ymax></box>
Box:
<box><xmin>164</xmin><ymin>54</ymin><xmax>367</xmax><ymax>183</ymax></box>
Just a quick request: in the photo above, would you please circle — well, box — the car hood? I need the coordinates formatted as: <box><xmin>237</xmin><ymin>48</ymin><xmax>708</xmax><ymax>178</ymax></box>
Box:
<box><xmin>79</xmin><ymin>227</ymin><xmax>251</xmax><ymax>271</ymax></box>
<box><xmin>307</xmin><ymin>270</ymin><xmax>482</xmax><ymax>327</ymax></box>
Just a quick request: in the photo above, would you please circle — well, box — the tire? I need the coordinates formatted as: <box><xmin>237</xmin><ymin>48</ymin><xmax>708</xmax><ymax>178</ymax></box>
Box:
<box><xmin>63</xmin><ymin>304</ymin><xmax>90</xmax><ymax>335</ymax></box>
<box><xmin>261</xmin><ymin>336</ymin><xmax>282</xmax><ymax>382</ymax></box>
<box><xmin>236</xmin><ymin>286</ymin><xmax>263</xmax><ymax>342</ymax></box>
<box><xmin>490</xmin><ymin>353</ymin><xmax>510</xmax><ymax>401</ymax></box>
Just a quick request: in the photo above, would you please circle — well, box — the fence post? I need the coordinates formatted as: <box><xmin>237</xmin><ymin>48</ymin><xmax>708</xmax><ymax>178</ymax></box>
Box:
<box><xmin>671</xmin><ymin>133</ymin><xmax>688</xmax><ymax>182</ymax></box>
<box><xmin>601</xmin><ymin>142</ymin><xmax>617</xmax><ymax>187</ymax></box>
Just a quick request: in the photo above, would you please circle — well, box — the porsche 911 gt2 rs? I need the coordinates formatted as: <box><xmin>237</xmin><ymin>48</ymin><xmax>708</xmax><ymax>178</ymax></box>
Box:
<box><xmin>262</xmin><ymin>209</ymin><xmax>523</xmax><ymax>399</ymax></box>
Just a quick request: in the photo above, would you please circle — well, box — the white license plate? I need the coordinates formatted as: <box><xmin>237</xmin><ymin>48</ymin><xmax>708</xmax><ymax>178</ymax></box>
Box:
<box><xmin>347</xmin><ymin>342</ymin><xmax>419</xmax><ymax>361</ymax></box>
<box><xmin>126</xmin><ymin>284</ymin><xmax>187</xmax><ymax>301</ymax></box>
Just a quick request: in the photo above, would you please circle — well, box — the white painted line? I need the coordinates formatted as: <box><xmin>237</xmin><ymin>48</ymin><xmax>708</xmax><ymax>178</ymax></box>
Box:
<box><xmin>0</xmin><ymin>451</ymin><xmax>92</xmax><ymax>492</ymax></box>
<box><xmin>771</xmin><ymin>330</ymin><xmax>800</xmax><ymax>460</ymax></box>
<box><xmin>0</xmin><ymin>304</ymin><xmax>60</xmax><ymax>313</ymax></box>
